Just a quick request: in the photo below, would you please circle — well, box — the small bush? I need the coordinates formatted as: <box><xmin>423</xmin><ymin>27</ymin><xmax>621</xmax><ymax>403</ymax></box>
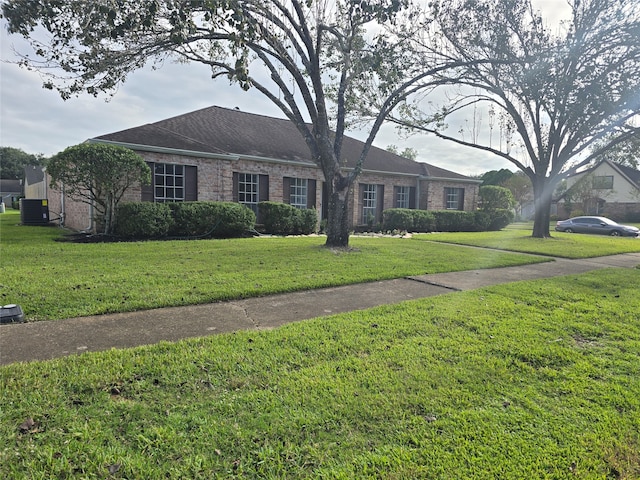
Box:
<box><xmin>115</xmin><ymin>202</ymin><xmax>173</xmax><ymax>238</ymax></box>
<box><xmin>473</xmin><ymin>211</ymin><xmax>492</xmax><ymax>232</ymax></box>
<box><xmin>297</xmin><ymin>208</ymin><xmax>319</xmax><ymax>235</ymax></box>
<box><xmin>259</xmin><ymin>202</ymin><xmax>317</xmax><ymax>235</ymax></box>
<box><xmin>432</xmin><ymin>210</ymin><xmax>477</xmax><ymax>232</ymax></box>
<box><xmin>382</xmin><ymin>209</ymin><xmax>414</xmax><ymax>231</ymax></box>
<box><xmin>168</xmin><ymin>202</ymin><xmax>255</xmax><ymax>238</ymax></box>
<box><xmin>382</xmin><ymin>209</ymin><xmax>436</xmax><ymax>233</ymax></box>
<box><xmin>260</xmin><ymin>202</ymin><xmax>297</xmax><ymax>235</ymax></box>
<box><xmin>412</xmin><ymin>210</ymin><xmax>436</xmax><ymax>232</ymax></box>
<box><xmin>487</xmin><ymin>209</ymin><xmax>515</xmax><ymax>231</ymax></box>
<box><xmin>169</xmin><ymin>202</ymin><xmax>255</xmax><ymax>238</ymax></box>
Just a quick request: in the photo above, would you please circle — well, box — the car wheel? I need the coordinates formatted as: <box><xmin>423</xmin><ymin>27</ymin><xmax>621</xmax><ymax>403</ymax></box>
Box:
<box><xmin>610</xmin><ymin>230</ymin><xmax>622</xmax><ymax>237</ymax></box>
<box><xmin>565</xmin><ymin>228</ymin><xmax>573</xmax><ymax>233</ymax></box>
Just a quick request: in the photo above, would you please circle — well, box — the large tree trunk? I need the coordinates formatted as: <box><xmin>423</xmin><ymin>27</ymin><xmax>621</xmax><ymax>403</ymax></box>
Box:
<box><xmin>323</xmin><ymin>167</ymin><xmax>353</xmax><ymax>248</ymax></box>
<box><xmin>324</xmin><ymin>185</ymin><xmax>351</xmax><ymax>248</ymax></box>
<box><xmin>531</xmin><ymin>176</ymin><xmax>553</xmax><ymax>238</ymax></box>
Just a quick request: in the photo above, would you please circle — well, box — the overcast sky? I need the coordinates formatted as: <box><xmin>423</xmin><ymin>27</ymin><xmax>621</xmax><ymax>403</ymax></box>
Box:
<box><xmin>0</xmin><ymin>0</ymin><xmax>570</xmax><ymax>176</ymax></box>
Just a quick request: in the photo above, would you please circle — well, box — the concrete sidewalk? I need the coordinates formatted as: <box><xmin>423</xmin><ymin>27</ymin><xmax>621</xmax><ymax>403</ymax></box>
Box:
<box><xmin>1</xmin><ymin>252</ymin><xmax>639</xmax><ymax>365</ymax></box>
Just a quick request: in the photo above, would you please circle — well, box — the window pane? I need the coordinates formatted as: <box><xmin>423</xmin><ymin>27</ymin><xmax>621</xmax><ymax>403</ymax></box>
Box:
<box><xmin>396</xmin><ymin>186</ymin><xmax>409</xmax><ymax>209</ymax></box>
<box><xmin>238</xmin><ymin>173</ymin><xmax>259</xmax><ymax>213</ymax></box>
<box><xmin>153</xmin><ymin>163</ymin><xmax>186</xmax><ymax>202</ymax></box>
<box><xmin>290</xmin><ymin>178</ymin><xmax>308</xmax><ymax>209</ymax></box>
<box><xmin>362</xmin><ymin>184</ymin><xmax>377</xmax><ymax>223</ymax></box>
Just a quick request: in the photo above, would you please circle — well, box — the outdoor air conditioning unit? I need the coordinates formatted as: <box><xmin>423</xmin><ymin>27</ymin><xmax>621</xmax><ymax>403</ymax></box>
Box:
<box><xmin>20</xmin><ymin>199</ymin><xmax>50</xmax><ymax>225</ymax></box>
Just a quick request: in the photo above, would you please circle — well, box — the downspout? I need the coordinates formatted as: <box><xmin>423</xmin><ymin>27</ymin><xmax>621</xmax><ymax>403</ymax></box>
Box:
<box><xmin>60</xmin><ymin>183</ymin><xmax>65</xmax><ymax>227</ymax></box>
<box><xmin>81</xmin><ymin>200</ymin><xmax>94</xmax><ymax>233</ymax></box>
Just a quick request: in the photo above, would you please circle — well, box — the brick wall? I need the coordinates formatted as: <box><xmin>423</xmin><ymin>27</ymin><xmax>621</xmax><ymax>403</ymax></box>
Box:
<box><xmin>45</xmin><ymin>150</ymin><xmax>480</xmax><ymax>232</ymax></box>
<box><xmin>423</xmin><ymin>180</ymin><xmax>479</xmax><ymax>211</ymax></box>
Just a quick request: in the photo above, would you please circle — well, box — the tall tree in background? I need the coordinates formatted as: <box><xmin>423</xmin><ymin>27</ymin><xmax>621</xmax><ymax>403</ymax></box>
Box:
<box><xmin>2</xmin><ymin>0</ymin><xmax>457</xmax><ymax>247</ymax></box>
<box><xmin>392</xmin><ymin>0</ymin><xmax>640</xmax><ymax>237</ymax></box>
<box><xmin>0</xmin><ymin>147</ymin><xmax>44</xmax><ymax>179</ymax></box>
<box><xmin>590</xmin><ymin>133</ymin><xmax>640</xmax><ymax>170</ymax></box>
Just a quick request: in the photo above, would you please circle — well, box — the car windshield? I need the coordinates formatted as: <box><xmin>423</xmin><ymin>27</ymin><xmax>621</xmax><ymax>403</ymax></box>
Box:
<box><xmin>598</xmin><ymin>218</ymin><xmax>617</xmax><ymax>225</ymax></box>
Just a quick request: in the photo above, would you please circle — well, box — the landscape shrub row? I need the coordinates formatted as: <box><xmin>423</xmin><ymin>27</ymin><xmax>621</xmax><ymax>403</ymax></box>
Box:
<box><xmin>115</xmin><ymin>201</ymin><xmax>255</xmax><ymax>239</ymax></box>
<box><xmin>258</xmin><ymin>201</ymin><xmax>318</xmax><ymax>235</ymax></box>
<box><xmin>383</xmin><ymin>208</ymin><xmax>514</xmax><ymax>232</ymax></box>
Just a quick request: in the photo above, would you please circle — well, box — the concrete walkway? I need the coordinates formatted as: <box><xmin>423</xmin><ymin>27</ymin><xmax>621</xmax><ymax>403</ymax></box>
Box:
<box><xmin>1</xmin><ymin>252</ymin><xmax>639</xmax><ymax>365</ymax></box>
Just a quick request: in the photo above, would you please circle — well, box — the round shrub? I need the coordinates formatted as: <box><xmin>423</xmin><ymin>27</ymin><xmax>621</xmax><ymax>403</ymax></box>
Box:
<box><xmin>259</xmin><ymin>202</ymin><xmax>317</xmax><ymax>235</ymax></box>
<box><xmin>383</xmin><ymin>209</ymin><xmax>414</xmax><ymax>231</ymax></box>
<box><xmin>115</xmin><ymin>202</ymin><xmax>173</xmax><ymax>238</ymax></box>
<box><xmin>487</xmin><ymin>208</ymin><xmax>515</xmax><ymax>231</ymax></box>
<box><xmin>296</xmin><ymin>208</ymin><xmax>318</xmax><ymax>234</ymax></box>
<box><xmin>168</xmin><ymin>202</ymin><xmax>255</xmax><ymax>238</ymax></box>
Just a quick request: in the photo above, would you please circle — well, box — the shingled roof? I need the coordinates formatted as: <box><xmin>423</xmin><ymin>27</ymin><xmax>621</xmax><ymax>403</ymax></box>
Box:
<box><xmin>616</xmin><ymin>162</ymin><xmax>640</xmax><ymax>188</ymax></box>
<box><xmin>94</xmin><ymin>105</ymin><xmax>473</xmax><ymax>181</ymax></box>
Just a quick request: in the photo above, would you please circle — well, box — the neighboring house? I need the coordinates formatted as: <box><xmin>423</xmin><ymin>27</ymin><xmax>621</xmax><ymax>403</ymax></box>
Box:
<box><xmin>0</xmin><ymin>179</ymin><xmax>22</xmax><ymax>207</ymax></box>
<box><xmin>24</xmin><ymin>165</ymin><xmax>47</xmax><ymax>199</ymax></box>
<box><xmin>34</xmin><ymin>106</ymin><xmax>481</xmax><ymax>232</ymax></box>
<box><xmin>557</xmin><ymin>159</ymin><xmax>640</xmax><ymax>220</ymax></box>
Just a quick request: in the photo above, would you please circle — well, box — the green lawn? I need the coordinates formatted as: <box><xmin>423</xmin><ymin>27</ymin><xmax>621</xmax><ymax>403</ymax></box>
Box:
<box><xmin>2</xmin><ymin>210</ymin><xmax>639</xmax><ymax>477</ymax></box>
<box><xmin>416</xmin><ymin>222</ymin><xmax>640</xmax><ymax>258</ymax></box>
<box><xmin>0</xmin><ymin>211</ymin><xmax>549</xmax><ymax>321</ymax></box>
<box><xmin>2</xmin><ymin>269</ymin><xmax>639</xmax><ymax>479</ymax></box>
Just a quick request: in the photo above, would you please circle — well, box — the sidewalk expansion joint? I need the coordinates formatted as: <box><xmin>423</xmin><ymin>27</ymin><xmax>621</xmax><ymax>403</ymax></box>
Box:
<box><xmin>404</xmin><ymin>276</ymin><xmax>462</xmax><ymax>292</ymax></box>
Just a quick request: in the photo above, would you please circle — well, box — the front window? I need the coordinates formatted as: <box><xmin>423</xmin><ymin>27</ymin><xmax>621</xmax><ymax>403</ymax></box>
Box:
<box><xmin>593</xmin><ymin>175</ymin><xmax>614</xmax><ymax>189</ymax></box>
<box><xmin>362</xmin><ymin>184</ymin><xmax>377</xmax><ymax>223</ymax></box>
<box><xmin>238</xmin><ymin>173</ymin><xmax>259</xmax><ymax>214</ymax></box>
<box><xmin>290</xmin><ymin>178</ymin><xmax>308</xmax><ymax>209</ymax></box>
<box><xmin>395</xmin><ymin>186</ymin><xmax>410</xmax><ymax>209</ymax></box>
<box><xmin>445</xmin><ymin>187</ymin><xmax>464</xmax><ymax>210</ymax></box>
<box><xmin>154</xmin><ymin>163</ymin><xmax>184</xmax><ymax>202</ymax></box>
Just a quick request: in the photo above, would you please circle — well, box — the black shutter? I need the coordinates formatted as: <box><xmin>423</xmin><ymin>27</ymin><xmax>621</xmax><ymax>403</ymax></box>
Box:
<box><xmin>307</xmin><ymin>179</ymin><xmax>316</xmax><ymax>209</ymax></box>
<box><xmin>232</xmin><ymin>172</ymin><xmax>239</xmax><ymax>202</ymax></box>
<box><xmin>409</xmin><ymin>186</ymin><xmax>417</xmax><ymax>209</ymax></box>
<box><xmin>185</xmin><ymin>166</ymin><xmax>197</xmax><ymax>201</ymax></box>
<box><xmin>376</xmin><ymin>185</ymin><xmax>384</xmax><ymax>221</ymax></box>
<box><xmin>458</xmin><ymin>189</ymin><xmax>465</xmax><ymax>210</ymax></box>
<box><xmin>283</xmin><ymin>177</ymin><xmax>291</xmax><ymax>203</ymax></box>
<box><xmin>141</xmin><ymin>162</ymin><xmax>154</xmax><ymax>202</ymax></box>
<box><xmin>259</xmin><ymin>175</ymin><xmax>269</xmax><ymax>202</ymax></box>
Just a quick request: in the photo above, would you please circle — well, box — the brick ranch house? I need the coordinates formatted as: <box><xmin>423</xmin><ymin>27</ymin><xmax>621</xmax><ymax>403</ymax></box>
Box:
<box><xmin>41</xmin><ymin>106</ymin><xmax>481</xmax><ymax>232</ymax></box>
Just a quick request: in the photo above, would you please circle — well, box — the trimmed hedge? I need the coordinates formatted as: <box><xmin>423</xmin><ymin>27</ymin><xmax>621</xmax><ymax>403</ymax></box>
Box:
<box><xmin>114</xmin><ymin>202</ymin><xmax>173</xmax><ymax>238</ymax></box>
<box><xmin>382</xmin><ymin>208</ymin><xmax>514</xmax><ymax>233</ymax></box>
<box><xmin>431</xmin><ymin>210</ymin><xmax>478</xmax><ymax>232</ymax></box>
<box><xmin>259</xmin><ymin>202</ymin><xmax>318</xmax><ymax>235</ymax></box>
<box><xmin>383</xmin><ymin>209</ymin><xmax>436</xmax><ymax>232</ymax></box>
<box><xmin>168</xmin><ymin>202</ymin><xmax>255</xmax><ymax>238</ymax></box>
<box><xmin>115</xmin><ymin>201</ymin><xmax>255</xmax><ymax>239</ymax></box>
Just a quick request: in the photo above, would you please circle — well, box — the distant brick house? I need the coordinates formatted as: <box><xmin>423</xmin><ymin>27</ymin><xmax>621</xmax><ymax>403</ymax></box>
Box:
<box><xmin>40</xmin><ymin>106</ymin><xmax>480</xmax><ymax>232</ymax></box>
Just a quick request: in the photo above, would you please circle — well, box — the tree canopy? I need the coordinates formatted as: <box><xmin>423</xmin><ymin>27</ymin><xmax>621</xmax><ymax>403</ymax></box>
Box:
<box><xmin>590</xmin><ymin>132</ymin><xmax>640</xmax><ymax>170</ymax></box>
<box><xmin>391</xmin><ymin>0</ymin><xmax>640</xmax><ymax>237</ymax></box>
<box><xmin>47</xmin><ymin>143</ymin><xmax>150</xmax><ymax>235</ymax></box>
<box><xmin>2</xmin><ymin>0</ymin><xmax>457</xmax><ymax>247</ymax></box>
<box><xmin>0</xmin><ymin>147</ymin><xmax>44</xmax><ymax>179</ymax></box>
